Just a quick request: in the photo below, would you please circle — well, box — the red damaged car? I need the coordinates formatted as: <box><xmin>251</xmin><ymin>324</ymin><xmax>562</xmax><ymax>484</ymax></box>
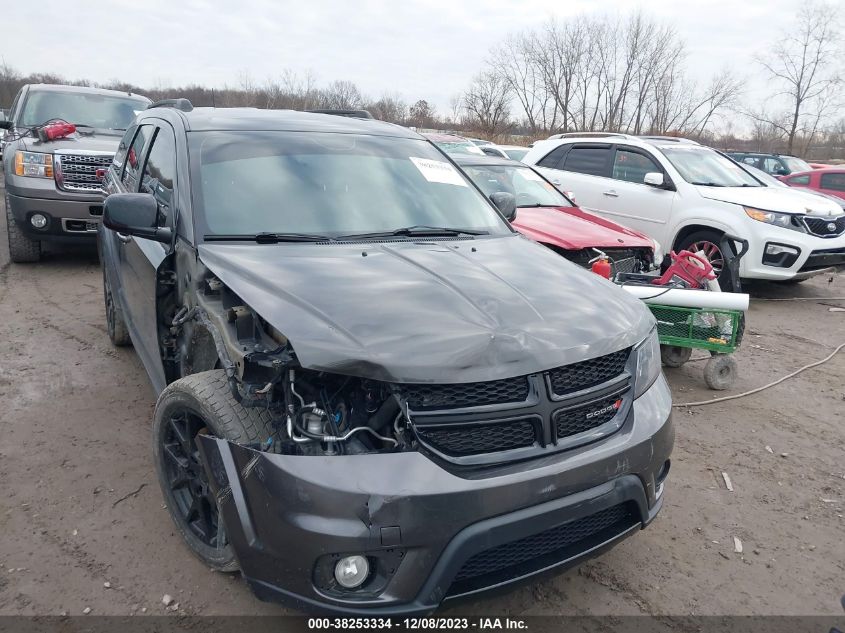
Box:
<box><xmin>455</xmin><ymin>155</ymin><xmax>659</xmax><ymax>275</ymax></box>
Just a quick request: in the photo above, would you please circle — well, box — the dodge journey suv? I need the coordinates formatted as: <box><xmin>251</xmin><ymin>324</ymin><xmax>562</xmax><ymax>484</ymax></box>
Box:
<box><xmin>524</xmin><ymin>135</ymin><xmax>845</xmax><ymax>284</ymax></box>
<box><xmin>99</xmin><ymin>102</ymin><xmax>673</xmax><ymax>614</ymax></box>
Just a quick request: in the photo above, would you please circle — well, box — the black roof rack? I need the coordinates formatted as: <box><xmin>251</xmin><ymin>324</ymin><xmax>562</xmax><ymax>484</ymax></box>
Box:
<box><xmin>147</xmin><ymin>98</ymin><xmax>194</xmax><ymax>112</ymax></box>
<box><xmin>307</xmin><ymin>109</ymin><xmax>374</xmax><ymax>120</ymax></box>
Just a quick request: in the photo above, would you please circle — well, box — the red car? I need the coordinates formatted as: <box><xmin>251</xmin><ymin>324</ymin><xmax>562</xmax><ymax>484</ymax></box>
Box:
<box><xmin>780</xmin><ymin>168</ymin><xmax>845</xmax><ymax>202</ymax></box>
<box><xmin>454</xmin><ymin>155</ymin><xmax>658</xmax><ymax>274</ymax></box>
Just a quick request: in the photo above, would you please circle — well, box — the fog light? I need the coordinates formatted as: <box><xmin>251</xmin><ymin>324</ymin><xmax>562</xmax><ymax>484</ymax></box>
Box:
<box><xmin>765</xmin><ymin>243</ymin><xmax>798</xmax><ymax>256</ymax></box>
<box><xmin>334</xmin><ymin>555</ymin><xmax>370</xmax><ymax>589</ymax></box>
<box><xmin>30</xmin><ymin>213</ymin><xmax>48</xmax><ymax>229</ymax></box>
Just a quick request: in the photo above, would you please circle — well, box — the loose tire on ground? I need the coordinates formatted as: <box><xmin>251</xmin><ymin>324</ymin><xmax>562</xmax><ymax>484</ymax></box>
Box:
<box><xmin>703</xmin><ymin>354</ymin><xmax>737</xmax><ymax>390</ymax></box>
<box><xmin>103</xmin><ymin>269</ymin><xmax>132</xmax><ymax>346</ymax></box>
<box><xmin>152</xmin><ymin>370</ymin><xmax>274</xmax><ymax>572</ymax></box>
<box><xmin>5</xmin><ymin>195</ymin><xmax>41</xmax><ymax>263</ymax></box>
<box><xmin>661</xmin><ymin>345</ymin><xmax>692</xmax><ymax>368</ymax></box>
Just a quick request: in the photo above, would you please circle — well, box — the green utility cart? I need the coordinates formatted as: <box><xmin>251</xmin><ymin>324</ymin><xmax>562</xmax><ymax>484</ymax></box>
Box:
<box><xmin>647</xmin><ymin>304</ymin><xmax>744</xmax><ymax>390</ymax></box>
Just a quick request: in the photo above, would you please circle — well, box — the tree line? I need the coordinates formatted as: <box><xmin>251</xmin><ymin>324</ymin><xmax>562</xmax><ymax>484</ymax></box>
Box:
<box><xmin>0</xmin><ymin>2</ymin><xmax>841</xmax><ymax>158</ymax></box>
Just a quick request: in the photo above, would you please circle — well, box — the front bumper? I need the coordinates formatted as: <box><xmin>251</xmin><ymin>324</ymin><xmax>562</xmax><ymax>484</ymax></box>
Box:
<box><xmin>5</xmin><ymin>191</ymin><xmax>103</xmax><ymax>242</ymax></box>
<box><xmin>196</xmin><ymin>375</ymin><xmax>674</xmax><ymax>615</ymax></box>
<box><xmin>738</xmin><ymin>218</ymin><xmax>845</xmax><ymax>280</ymax></box>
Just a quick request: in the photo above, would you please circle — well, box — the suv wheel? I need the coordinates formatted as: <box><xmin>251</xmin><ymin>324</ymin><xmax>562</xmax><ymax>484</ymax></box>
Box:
<box><xmin>676</xmin><ymin>229</ymin><xmax>729</xmax><ymax>290</ymax></box>
<box><xmin>152</xmin><ymin>370</ymin><xmax>274</xmax><ymax>571</ymax></box>
<box><xmin>5</xmin><ymin>195</ymin><xmax>41</xmax><ymax>263</ymax></box>
<box><xmin>103</xmin><ymin>269</ymin><xmax>132</xmax><ymax>346</ymax></box>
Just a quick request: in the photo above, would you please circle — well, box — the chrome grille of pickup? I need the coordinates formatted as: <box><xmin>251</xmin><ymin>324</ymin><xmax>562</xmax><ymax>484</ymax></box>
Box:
<box><xmin>55</xmin><ymin>152</ymin><xmax>113</xmax><ymax>193</ymax></box>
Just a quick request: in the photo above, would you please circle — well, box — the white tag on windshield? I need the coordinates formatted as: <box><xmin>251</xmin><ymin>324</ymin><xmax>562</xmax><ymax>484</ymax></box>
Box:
<box><xmin>409</xmin><ymin>157</ymin><xmax>467</xmax><ymax>187</ymax></box>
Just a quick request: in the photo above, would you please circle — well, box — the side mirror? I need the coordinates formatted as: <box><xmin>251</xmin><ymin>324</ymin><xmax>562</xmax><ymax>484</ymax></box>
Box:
<box><xmin>0</xmin><ymin>120</ymin><xmax>12</xmax><ymax>130</ymax></box>
<box><xmin>644</xmin><ymin>172</ymin><xmax>665</xmax><ymax>187</ymax></box>
<box><xmin>103</xmin><ymin>193</ymin><xmax>172</xmax><ymax>243</ymax></box>
<box><xmin>490</xmin><ymin>191</ymin><xmax>517</xmax><ymax>222</ymax></box>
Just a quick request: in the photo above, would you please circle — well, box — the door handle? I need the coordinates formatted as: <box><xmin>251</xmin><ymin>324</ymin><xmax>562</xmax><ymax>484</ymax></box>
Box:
<box><xmin>116</xmin><ymin>232</ymin><xmax>132</xmax><ymax>244</ymax></box>
<box><xmin>603</xmin><ymin>190</ymin><xmax>619</xmax><ymax>198</ymax></box>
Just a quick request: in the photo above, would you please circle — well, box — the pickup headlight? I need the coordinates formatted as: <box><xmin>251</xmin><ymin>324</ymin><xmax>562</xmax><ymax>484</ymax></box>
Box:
<box><xmin>14</xmin><ymin>151</ymin><xmax>53</xmax><ymax>178</ymax></box>
<box><xmin>744</xmin><ymin>206</ymin><xmax>804</xmax><ymax>232</ymax></box>
<box><xmin>634</xmin><ymin>328</ymin><xmax>661</xmax><ymax>398</ymax></box>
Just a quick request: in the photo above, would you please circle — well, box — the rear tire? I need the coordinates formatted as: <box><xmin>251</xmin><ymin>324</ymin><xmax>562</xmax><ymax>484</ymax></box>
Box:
<box><xmin>661</xmin><ymin>345</ymin><xmax>692</xmax><ymax>368</ymax></box>
<box><xmin>5</xmin><ymin>196</ymin><xmax>41</xmax><ymax>263</ymax></box>
<box><xmin>152</xmin><ymin>370</ymin><xmax>274</xmax><ymax>572</ymax></box>
<box><xmin>704</xmin><ymin>355</ymin><xmax>737</xmax><ymax>390</ymax></box>
<box><xmin>103</xmin><ymin>269</ymin><xmax>132</xmax><ymax>346</ymax></box>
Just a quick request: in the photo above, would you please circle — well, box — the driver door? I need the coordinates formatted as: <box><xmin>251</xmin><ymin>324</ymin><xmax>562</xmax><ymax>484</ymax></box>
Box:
<box><xmin>115</xmin><ymin>123</ymin><xmax>177</xmax><ymax>390</ymax></box>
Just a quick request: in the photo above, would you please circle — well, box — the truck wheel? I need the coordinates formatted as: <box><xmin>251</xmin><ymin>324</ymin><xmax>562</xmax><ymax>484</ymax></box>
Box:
<box><xmin>152</xmin><ymin>370</ymin><xmax>274</xmax><ymax>572</ymax></box>
<box><xmin>5</xmin><ymin>197</ymin><xmax>41</xmax><ymax>263</ymax></box>
<box><xmin>703</xmin><ymin>355</ymin><xmax>737</xmax><ymax>391</ymax></box>
<box><xmin>103</xmin><ymin>269</ymin><xmax>132</xmax><ymax>346</ymax></box>
<box><xmin>661</xmin><ymin>345</ymin><xmax>692</xmax><ymax>368</ymax></box>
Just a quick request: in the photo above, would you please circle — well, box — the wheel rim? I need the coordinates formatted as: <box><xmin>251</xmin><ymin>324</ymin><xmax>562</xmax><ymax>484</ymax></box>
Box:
<box><xmin>161</xmin><ymin>410</ymin><xmax>227</xmax><ymax>549</ymax></box>
<box><xmin>687</xmin><ymin>241</ymin><xmax>724</xmax><ymax>275</ymax></box>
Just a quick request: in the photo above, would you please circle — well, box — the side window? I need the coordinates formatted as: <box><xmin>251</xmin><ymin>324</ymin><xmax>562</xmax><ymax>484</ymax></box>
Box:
<box><xmin>561</xmin><ymin>146</ymin><xmax>611</xmax><ymax>177</ymax></box>
<box><xmin>763</xmin><ymin>157</ymin><xmax>784</xmax><ymax>174</ymax></box>
<box><xmin>8</xmin><ymin>90</ymin><xmax>22</xmax><ymax>125</ymax></box>
<box><xmin>612</xmin><ymin>148</ymin><xmax>661</xmax><ymax>184</ymax></box>
<box><xmin>820</xmin><ymin>172</ymin><xmax>845</xmax><ymax>192</ymax></box>
<box><xmin>121</xmin><ymin>124</ymin><xmax>154</xmax><ymax>191</ymax></box>
<box><xmin>537</xmin><ymin>145</ymin><xmax>569</xmax><ymax>169</ymax></box>
<box><xmin>787</xmin><ymin>175</ymin><xmax>810</xmax><ymax>185</ymax></box>
<box><xmin>112</xmin><ymin>124</ymin><xmax>137</xmax><ymax>173</ymax></box>
<box><xmin>140</xmin><ymin>127</ymin><xmax>177</xmax><ymax>227</ymax></box>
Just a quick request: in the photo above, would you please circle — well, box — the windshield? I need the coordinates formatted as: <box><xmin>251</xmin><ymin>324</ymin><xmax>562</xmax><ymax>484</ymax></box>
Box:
<box><xmin>783</xmin><ymin>156</ymin><xmax>811</xmax><ymax>173</ymax></box>
<box><xmin>661</xmin><ymin>146</ymin><xmax>762</xmax><ymax>187</ymax></box>
<box><xmin>20</xmin><ymin>91</ymin><xmax>148</xmax><ymax>130</ymax></box>
<box><xmin>434</xmin><ymin>140</ymin><xmax>485</xmax><ymax>156</ymax></box>
<box><xmin>503</xmin><ymin>148</ymin><xmax>528</xmax><ymax>161</ymax></box>
<box><xmin>191</xmin><ymin>131</ymin><xmax>512</xmax><ymax>238</ymax></box>
<box><xmin>462</xmin><ymin>163</ymin><xmax>572</xmax><ymax>208</ymax></box>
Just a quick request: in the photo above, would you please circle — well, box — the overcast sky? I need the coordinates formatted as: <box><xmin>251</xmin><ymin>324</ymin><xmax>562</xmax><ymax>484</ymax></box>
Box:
<box><xmin>3</xmin><ymin>0</ymin><xmax>798</xmax><ymax>113</ymax></box>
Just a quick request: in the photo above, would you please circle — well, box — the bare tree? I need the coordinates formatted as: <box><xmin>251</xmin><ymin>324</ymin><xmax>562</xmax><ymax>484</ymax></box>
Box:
<box><xmin>752</xmin><ymin>1</ymin><xmax>841</xmax><ymax>154</ymax></box>
<box><xmin>462</xmin><ymin>70</ymin><xmax>512</xmax><ymax>137</ymax></box>
<box><xmin>321</xmin><ymin>80</ymin><xmax>363</xmax><ymax>109</ymax></box>
<box><xmin>365</xmin><ymin>93</ymin><xmax>407</xmax><ymax>123</ymax></box>
<box><xmin>409</xmin><ymin>99</ymin><xmax>436</xmax><ymax>128</ymax></box>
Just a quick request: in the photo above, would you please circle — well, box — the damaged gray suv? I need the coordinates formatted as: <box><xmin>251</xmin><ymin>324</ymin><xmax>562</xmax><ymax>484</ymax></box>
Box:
<box><xmin>99</xmin><ymin>101</ymin><xmax>673</xmax><ymax>615</ymax></box>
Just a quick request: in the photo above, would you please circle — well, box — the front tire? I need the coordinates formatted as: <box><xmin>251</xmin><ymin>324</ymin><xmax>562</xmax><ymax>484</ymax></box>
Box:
<box><xmin>676</xmin><ymin>229</ymin><xmax>730</xmax><ymax>291</ymax></box>
<box><xmin>5</xmin><ymin>196</ymin><xmax>41</xmax><ymax>263</ymax></box>
<box><xmin>103</xmin><ymin>269</ymin><xmax>132</xmax><ymax>346</ymax></box>
<box><xmin>152</xmin><ymin>370</ymin><xmax>274</xmax><ymax>572</ymax></box>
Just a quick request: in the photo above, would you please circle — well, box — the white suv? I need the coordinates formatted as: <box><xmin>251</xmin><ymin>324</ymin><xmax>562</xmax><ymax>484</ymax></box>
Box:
<box><xmin>523</xmin><ymin>134</ymin><xmax>845</xmax><ymax>282</ymax></box>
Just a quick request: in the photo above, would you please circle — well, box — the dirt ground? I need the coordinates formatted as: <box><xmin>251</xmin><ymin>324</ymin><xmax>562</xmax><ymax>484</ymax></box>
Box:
<box><xmin>0</xmin><ymin>179</ymin><xmax>843</xmax><ymax>620</ymax></box>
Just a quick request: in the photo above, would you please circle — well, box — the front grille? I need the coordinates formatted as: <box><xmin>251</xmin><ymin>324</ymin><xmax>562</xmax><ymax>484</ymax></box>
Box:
<box><xmin>415</xmin><ymin>418</ymin><xmax>538</xmax><ymax>456</ymax></box>
<box><xmin>553</xmin><ymin>393</ymin><xmax>623</xmax><ymax>440</ymax></box>
<box><xmin>451</xmin><ymin>503</ymin><xmax>637</xmax><ymax>587</ymax></box>
<box><xmin>547</xmin><ymin>348</ymin><xmax>630</xmax><ymax>396</ymax></box>
<box><xmin>399</xmin><ymin>377</ymin><xmax>529</xmax><ymax>410</ymax></box>
<box><xmin>803</xmin><ymin>215</ymin><xmax>845</xmax><ymax>238</ymax></box>
<box><xmin>55</xmin><ymin>153</ymin><xmax>113</xmax><ymax>193</ymax></box>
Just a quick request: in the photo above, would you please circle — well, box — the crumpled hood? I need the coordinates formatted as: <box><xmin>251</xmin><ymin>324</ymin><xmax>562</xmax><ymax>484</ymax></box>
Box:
<box><xmin>197</xmin><ymin>235</ymin><xmax>654</xmax><ymax>384</ymax></box>
<box><xmin>696</xmin><ymin>185</ymin><xmax>843</xmax><ymax>216</ymax></box>
<box><xmin>513</xmin><ymin>206</ymin><xmax>653</xmax><ymax>251</ymax></box>
<box><xmin>21</xmin><ymin>129</ymin><xmax>123</xmax><ymax>154</ymax></box>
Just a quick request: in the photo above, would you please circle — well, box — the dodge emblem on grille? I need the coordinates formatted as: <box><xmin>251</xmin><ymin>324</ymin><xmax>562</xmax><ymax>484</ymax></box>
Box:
<box><xmin>585</xmin><ymin>399</ymin><xmax>622</xmax><ymax>420</ymax></box>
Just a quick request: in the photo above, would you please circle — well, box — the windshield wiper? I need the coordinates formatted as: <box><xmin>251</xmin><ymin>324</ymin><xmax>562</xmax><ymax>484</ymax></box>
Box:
<box><xmin>337</xmin><ymin>225</ymin><xmax>489</xmax><ymax>240</ymax></box>
<box><xmin>690</xmin><ymin>182</ymin><xmax>725</xmax><ymax>187</ymax></box>
<box><xmin>204</xmin><ymin>232</ymin><xmax>334</xmax><ymax>243</ymax></box>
